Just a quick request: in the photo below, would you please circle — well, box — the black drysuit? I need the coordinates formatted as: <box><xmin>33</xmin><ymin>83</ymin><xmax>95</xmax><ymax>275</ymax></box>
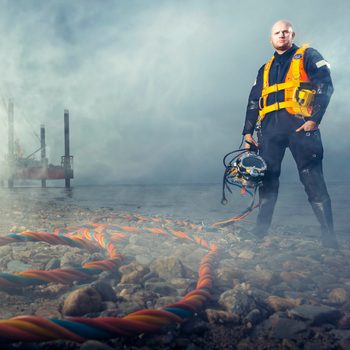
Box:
<box><xmin>242</xmin><ymin>44</ymin><xmax>335</xmax><ymax>242</ymax></box>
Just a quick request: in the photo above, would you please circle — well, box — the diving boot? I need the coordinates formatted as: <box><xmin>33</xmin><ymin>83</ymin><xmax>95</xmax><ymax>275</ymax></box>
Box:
<box><xmin>310</xmin><ymin>199</ymin><xmax>339</xmax><ymax>249</ymax></box>
<box><xmin>251</xmin><ymin>225</ymin><xmax>269</xmax><ymax>240</ymax></box>
<box><xmin>252</xmin><ymin>193</ymin><xmax>278</xmax><ymax>239</ymax></box>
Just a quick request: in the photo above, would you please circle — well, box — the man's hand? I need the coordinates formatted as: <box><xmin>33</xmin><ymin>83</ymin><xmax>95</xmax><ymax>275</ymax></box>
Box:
<box><xmin>296</xmin><ymin>120</ymin><xmax>318</xmax><ymax>132</ymax></box>
<box><xmin>244</xmin><ymin>134</ymin><xmax>258</xmax><ymax>150</ymax></box>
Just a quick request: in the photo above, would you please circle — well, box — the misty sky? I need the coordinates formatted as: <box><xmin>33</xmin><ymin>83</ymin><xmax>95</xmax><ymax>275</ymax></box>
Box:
<box><xmin>0</xmin><ymin>0</ymin><xmax>349</xmax><ymax>185</ymax></box>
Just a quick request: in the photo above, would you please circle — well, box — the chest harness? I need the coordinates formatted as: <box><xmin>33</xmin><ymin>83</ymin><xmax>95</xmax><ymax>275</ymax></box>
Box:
<box><xmin>257</xmin><ymin>46</ymin><xmax>316</xmax><ymax>127</ymax></box>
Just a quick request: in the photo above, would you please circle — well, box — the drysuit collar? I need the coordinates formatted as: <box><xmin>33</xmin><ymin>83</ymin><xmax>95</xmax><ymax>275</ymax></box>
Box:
<box><xmin>274</xmin><ymin>43</ymin><xmax>298</xmax><ymax>62</ymax></box>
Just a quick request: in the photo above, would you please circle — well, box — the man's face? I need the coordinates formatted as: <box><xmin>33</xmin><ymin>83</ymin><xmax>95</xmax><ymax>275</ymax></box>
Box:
<box><xmin>270</xmin><ymin>22</ymin><xmax>295</xmax><ymax>52</ymax></box>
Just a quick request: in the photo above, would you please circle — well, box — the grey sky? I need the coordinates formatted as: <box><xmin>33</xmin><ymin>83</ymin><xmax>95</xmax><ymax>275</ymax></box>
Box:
<box><xmin>0</xmin><ymin>0</ymin><xmax>349</xmax><ymax>185</ymax></box>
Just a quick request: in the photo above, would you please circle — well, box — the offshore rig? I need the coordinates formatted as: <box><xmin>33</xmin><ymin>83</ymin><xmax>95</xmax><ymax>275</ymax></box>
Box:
<box><xmin>2</xmin><ymin>100</ymin><xmax>74</xmax><ymax>188</ymax></box>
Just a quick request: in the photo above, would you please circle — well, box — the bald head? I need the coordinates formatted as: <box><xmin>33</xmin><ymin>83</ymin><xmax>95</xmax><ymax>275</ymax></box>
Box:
<box><xmin>271</xmin><ymin>20</ymin><xmax>293</xmax><ymax>34</ymax></box>
<box><xmin>270</xmin><ymin>20</ymin><xmax>295</xmax><ymax>54</ymax></box>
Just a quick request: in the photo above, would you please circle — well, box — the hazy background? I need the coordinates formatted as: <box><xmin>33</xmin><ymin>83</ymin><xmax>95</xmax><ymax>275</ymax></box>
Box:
<box><xmin>0</xmin><ymin>0</ymin><xmax>348</xmax><ymax>185</ymax></box>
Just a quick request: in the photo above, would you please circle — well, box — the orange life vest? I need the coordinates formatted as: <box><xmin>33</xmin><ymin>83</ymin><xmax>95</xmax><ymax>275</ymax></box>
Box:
<box><xmin>258</xmin><ymin>46</ymin><xmax>315</xmax><ymax>126</ymax></box>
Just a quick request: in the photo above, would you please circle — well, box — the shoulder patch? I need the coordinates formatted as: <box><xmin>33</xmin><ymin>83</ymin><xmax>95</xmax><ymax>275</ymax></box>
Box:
<box><xmin>316</xmin><ymin>59</ymin><xmax>330</xmax><ymax>69</ymax></box>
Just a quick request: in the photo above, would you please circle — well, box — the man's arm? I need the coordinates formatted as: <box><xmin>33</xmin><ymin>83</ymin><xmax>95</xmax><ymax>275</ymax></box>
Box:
<box><xmin>307</xmin><ymin>48</ymin><xmax>334</xmax><ymax>125</ymax></box>
<box><xmin>296</xmin><ymin>47</ymin><xmax>334</xmax><ymax>132</ymax></box>
<box><xmin>242</xmin><ymin>66</ymin><xmax>264</xmax><ymax>148</ymax></box>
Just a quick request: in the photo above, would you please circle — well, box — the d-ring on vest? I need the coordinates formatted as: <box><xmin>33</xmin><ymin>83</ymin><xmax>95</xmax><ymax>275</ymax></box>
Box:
<box><xmin>257</xmin><ymin>45</ymin><xmax>316</xmax><ymax>126</ymax></box>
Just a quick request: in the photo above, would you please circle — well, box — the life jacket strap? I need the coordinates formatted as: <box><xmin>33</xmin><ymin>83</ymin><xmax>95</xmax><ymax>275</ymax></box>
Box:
<box><xmin>261</xmin><ymin>80</ymin><xmax>300</xmax><ymax>96</ymax></box>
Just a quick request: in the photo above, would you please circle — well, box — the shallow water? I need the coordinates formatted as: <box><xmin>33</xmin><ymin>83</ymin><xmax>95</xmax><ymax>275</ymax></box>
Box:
<box><xmin>1</xmin><ymin>182</ymin><xmax>348</xmax><ymax>235</ymax></box>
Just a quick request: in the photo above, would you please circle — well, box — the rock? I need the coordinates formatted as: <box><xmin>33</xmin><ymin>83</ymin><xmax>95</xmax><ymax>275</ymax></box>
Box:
<box><xmin>214</xmin><ymin>266</ymin><xmax>243</xmax><ymax>288</ymax></box>
<box><xmin>119</xmin><ymin>261</ymin><xmax>149</xmax><ymax>276</ymax></box>
<box><xmin>10</xmin><ymin>225</ymin><xmax>26</xmax><ymax>233</ymax></box>
<box><xmin>135</xmin><ymin>254</ymin><xmax>153</xmax><ymax>265</ymax></box>
<box><xmin>154</xmin><ymin>296</ymin><xmax>180</xmax><ymax>309</ymax></box>
<box><xmin>266</xmin><ymin>295</ymin><xmax>301</xmax><ymax>312</ymax></box>
<box><xmin>181</xmin><ymin>319</ymin><xmax>208</xmax><ymax>335</ymax></box>
<box><xmin>169</xmin><ymin>278</ymin><xmax>195</xmax><ymax>291</ymax></box>
<box><xmin>328</xmin><ymin>288</ymin><xmax>348</xmax><ymax>305</ymax></box>
<box><xmin>61</xmin><ymin>250</ymin><xmax>86</xmax><ymax>268</ymax></box>
<box><xmin>254</xmin><ymin>312</ymin><xmax>308</xmax><ymax>339</ymax></box>
<box><xmin>45</xmin><ymin>258</ymin><xmax>61</xmax><ymax>270</ymax></box>
<box><xmin>40</xmin><ymin>283</ymin><xmax>70</xmax><ymax>296</ymax></box>
<box><xmin>99</xmin><ymin>309</ymin><xmax>119</xmax><ymax>317</ymax></box>
<box><xmin>147</xmin><ymin>333</ymin><xmax>175</xmax><ymax>347</ymax></box>
<box><xmin>283</xmin><ymin>259</ymin><xmax>308</xmax><ymax>271</ymax></box>
<box><xmin>150</xmin><ymin>256</ymin><xmax>186</xmax><ymax>279</ymax></box>
<box><xmin>102</xmin><ymin>301</ymin><xmax>117</xmax><ymax>310</ymax></box>
<box><xmin>287</xmin><ymin>304</ymin><xmax>342</xmax><ymax>326</ymax></box>
<box><xmin>338</xmin><ymin>313</ymin><xmax>350</xmax><ymax>329</ymax></box>
<box><xmin>330</xmin><ymin>329</ymin><xmax>350</xmax><ymax>341</ymax></box>
<box><xmin>31</xmin><ymin>252</ymin><xmax>51</xmax><ymax>261</ymax></box>
<box><xmin>219</xmin><ymin>288</ymin><xmax>253</xmax><ymax>315</ymax></box>
<box><xmin>248</xmin><ymin>269</ymin><xmax>279</xmax><ymax>288</ymax></box>
<box><xmin>123</xmin><ymin>244</ymin><xmax>149</xmax><ymax>257</ymax></box>
<box><xmin>238</xmin><ymin>250</ymin><xmax>255</xmax><ymax>260</ymax></box>
<box><xmin>0</xmin><ymin>246</ymin><xmax>12</xmax><ymax>258</ymax></box>
<box><xmin>218</xmin><ymin>286</ymin><xmax>269</xmax><ymax>317</ymax></box>
<box><xmin>120</xmin><ymin>270</ymin><xmax>146</xmax><ymax>284</ymax></box>
<box><xmin>139</xmin><ymin>271</ymin><xmax>158</xmax><ymax>284</ymax></box>
<box><xmin>205</xmin><ymin>309</ymin><xmax>240</xmax><ymax>324</ymax></box>
<box><xmin>280</xmin><ymin>271</ymin><xmax>310</xmax><ymax>291</ymax></box>
<box><xmin>312</xmin><ymin>273</ymin><xmax>339</xmax><ymax>290</ymax></box>
<box><xmin>144</xmin><ymin>281</ymin><xmax>178</xmax><ymax>296</ymax></box>
<box><xmin>129</xmin><ymin>290</ymin><xmax>156</xmax><ymax>307</ymax></box>
<box><xmin>244</xmin><ymin>308</ymin><xmax>263</xmax><ymax>326</ymax></box>
<box><xmin>91</xmin><ymin>281</ymin><xmax>117</xmax><ymax>302</ymax></box>
<box><xmin>7</xmin><ymin>260</ymin><xmax>32</xmax><ymax>272</ymax></box>
<box><xmin>85</xmin><ymin>250</ymin><xmax>106</xmax><ymax>260</ymax></box>
<box><xmin>62</xmin><ymin>286</ymin><xmax>103</xmax><ymax>316</ymax></box>
<box><xmin>80</xmin><ymin>340</ymin><xmax>114</xmax><ymax>350</ymax></box>
<box><xmin>34</xmin><ymin>300</ymin><xmax>61</xmax><ymax>318</ymax></box>
<box><xmin>271</xmin><ymin>281</ymin><xmax>292</xmax><ymax>294</ymax></box>
<box><xmin>116</xmin><ymin>301</ymin><xmax>144</xmax><ymax>316</ymax></box>
<box><xmin>181</xmin><ymin>247</ymin><xmax>206</xmax><ymax>272</ymax></box>
<box><xmin>115</xmin><ymin>283</ymin><xmax>141</xmax><ymax>296</ymax></box>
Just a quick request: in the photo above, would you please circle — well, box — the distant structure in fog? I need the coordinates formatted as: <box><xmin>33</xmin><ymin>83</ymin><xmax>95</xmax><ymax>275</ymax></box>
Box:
<box><xmin>2</xmin><ymin>100</ymin><xmax>74</xmax><ymax>188</ymax></box>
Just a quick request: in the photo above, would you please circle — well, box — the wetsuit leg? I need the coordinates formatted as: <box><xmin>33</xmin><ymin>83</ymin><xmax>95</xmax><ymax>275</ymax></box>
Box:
<box><xmin>289</xmin><ymin>129</ymin><xmax>329</xmax><ymax>201</ymax></box>
<box><xmin>289</xmin><ymin>129</ymin><xmax>338</xmax><ymax>248</ymax></box>
<box><xmin>255</xmin><ymin>132</ymin><xmax>288</xmax><ymax>237</ymax></box>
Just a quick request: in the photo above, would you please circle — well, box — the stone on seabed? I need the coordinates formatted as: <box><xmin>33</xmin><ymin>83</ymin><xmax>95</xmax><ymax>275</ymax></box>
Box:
<box><xmin>62</xmin><ymin>286</ymin><xmax>103</xmax><ymax>316</ymax></box>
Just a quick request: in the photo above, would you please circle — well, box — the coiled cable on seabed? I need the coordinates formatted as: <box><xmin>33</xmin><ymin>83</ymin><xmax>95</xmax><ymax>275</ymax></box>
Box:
<box><xmin>0</xmin><ymin>216</ymin><xmax>219</xmax><ymax>343</ymax></box>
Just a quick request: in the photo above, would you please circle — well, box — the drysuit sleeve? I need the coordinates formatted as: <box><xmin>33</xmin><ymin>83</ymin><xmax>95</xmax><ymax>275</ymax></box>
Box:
<box><xmin>242</xmin><ymin>65</ymin><xmax>264</xmax><ymax>135</ymax></box>
<box><xmin>304</xmin><ymin>48</ymin><xmax>334</xmax><ymax>124</ymax></box>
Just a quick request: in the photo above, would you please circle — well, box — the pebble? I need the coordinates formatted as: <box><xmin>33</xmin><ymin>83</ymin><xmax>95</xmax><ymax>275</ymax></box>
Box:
<box><xmin>266</xmin><ymin>295</ymin><xmax>300</xmax><ymax>312</ymax></box>
<box><xmin>238</xmin><ymin>250</ymin><xmax>255</xmax><ymax>260</ymax></box>
<box><xmin>205</xmin><ymin>309</ymin><xmax>240</xmax><ymax>324</ymax></box>
<box><xmin>62</xmin><ymin>286</ymin><xmax>103</xmax><ymax>316</ymax></box>
<box><xmin>287</xmin><ymin>304</ymin><xmax>343</xmax><ymax>326</ymax></box>
<box><xmin>328</xmin><ymin>288</ymin><xmax>348</xmax><ymax>305</ymax></box>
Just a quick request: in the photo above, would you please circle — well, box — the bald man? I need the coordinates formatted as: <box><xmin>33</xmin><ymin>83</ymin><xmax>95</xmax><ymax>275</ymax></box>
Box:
<box><xmin>242</xmin><ymin>20</ymin><xmax>337</xmax><ymax>248</ymax></box>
